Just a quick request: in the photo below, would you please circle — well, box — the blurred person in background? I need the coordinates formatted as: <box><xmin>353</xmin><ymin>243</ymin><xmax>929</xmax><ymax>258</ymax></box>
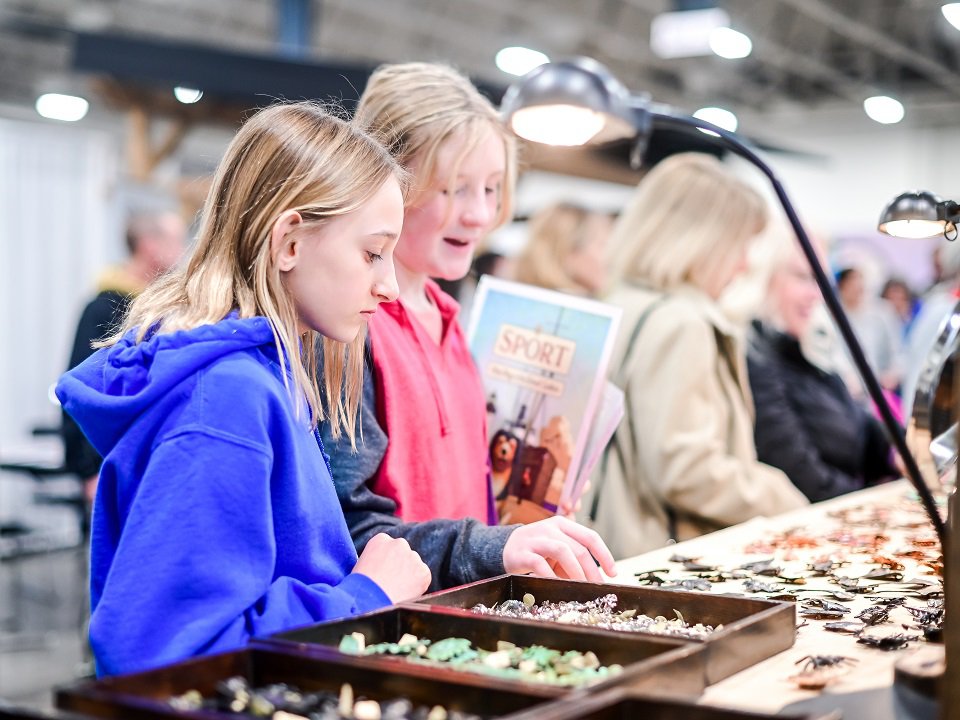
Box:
<box><xmin>586</xmin><ymin>153</ymin><xmax>807</xmax><ymax>559</ymax></box>
<box><xmin>747</xmin><ymin>234</ymin><xmax>899</xmax><ymax>502</ymax></box>
<box><xmin>881</xmin><ymin>277</ymin><xmax>921</xmax><ymax>340</ymax></box>
<box><xmin>62</xmin><ymin>207</ymin><xmax>188</xmax><ymax>509</ymax></box>
<box><xmin>832</xmin><ymin>267</ymin><xmax>903</xmax><ymax>396</ymax></box>
<box><xmin>513</xmin><ymin>202</ymin><xmax>613</xmax><ymax>297</ymax></box>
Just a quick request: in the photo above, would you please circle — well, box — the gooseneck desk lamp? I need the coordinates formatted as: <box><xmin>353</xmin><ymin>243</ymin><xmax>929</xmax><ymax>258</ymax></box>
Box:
<box><xmin>879</xmin><ymin>190</ymin><xmax>960</xmax><ymax>242</ymax></box>
<box><xmin>500</xmin><ymin>57</ymin><xmax>946</xmax><ymax>546</ymax></box>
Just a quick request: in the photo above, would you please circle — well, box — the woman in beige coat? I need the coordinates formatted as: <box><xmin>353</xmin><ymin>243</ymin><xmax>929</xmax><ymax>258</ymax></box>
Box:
<box><xmin>587</xmin><ymin>153</ymin><xmax>808</xmax><ymax>559</ymax></box>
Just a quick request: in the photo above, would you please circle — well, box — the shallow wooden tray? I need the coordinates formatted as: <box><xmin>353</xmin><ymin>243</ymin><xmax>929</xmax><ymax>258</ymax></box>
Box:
<box><xmin>0</xmin><ymin>706</ymin><xmax>91</xmax><ymax>720</ymax></box>
<box><xmin>412</xmin><ymin>574</ymin><xmax>796</xmax><ymax>685</ymax></box>
<box><xmin>54</xmin><ymin>644</ymin><xmax>560</xmax><ymax>719</ymax></box>
<box><xmin>503</xmin><ymin>687</ymin><xmax>840</xmax><ymax>720</ymax></box>
<box><xmin>264</xmin><ymin>605</ymin><xmax>707</xmax><ymax>700</ymax></box>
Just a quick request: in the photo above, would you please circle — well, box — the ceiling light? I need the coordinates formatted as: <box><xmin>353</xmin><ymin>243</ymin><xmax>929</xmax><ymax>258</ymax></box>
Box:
<box><xmin>495</xmin><ymin>47</ymin><xmax>549</xmax><ymax>77</ymax></box>
<box><xmin>173</xmin><ymin>86</ymin><xmax>203</xmax><ymax>104</ymax></box>
<box><xmin>942</xmin><ymin>3</ymin><xmax>960</xmax><ymax>31</ymax></box>
<box><xmin>863</xmin><ymin>95</ymin><xmax>904</xmax><ymax>124</ymax></box>
<box><xmin>709</xmin><ymin>27</ymin><xmax>752</xmax><ymax>59</ymax></box>
<box><xmin>35</xmin><ymin>93</ymin><xmax>89</xmax><ymax>122</ymax></box>
<box><xmin>693</xmin><ymin>106</ymin><xmax>737</xmax><ymax>136</ymax></box>
<box><xmin>650</xmin><ymin>7</ymin><xmax>731</xmax><ymax>59</ymax></box>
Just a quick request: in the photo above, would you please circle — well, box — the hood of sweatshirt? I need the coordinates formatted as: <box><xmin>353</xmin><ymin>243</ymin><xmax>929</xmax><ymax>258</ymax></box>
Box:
<box><xmin>56</xmin><ymin>315</ymin><xmax>279</xmax><ymax>458</ymax></box>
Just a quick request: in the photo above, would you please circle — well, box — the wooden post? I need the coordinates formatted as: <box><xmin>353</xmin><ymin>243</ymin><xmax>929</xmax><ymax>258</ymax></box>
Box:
<box><xmin>125</xmin><ymin>105</ymin><xmax>189</xmax><ymax>182</ymax></box>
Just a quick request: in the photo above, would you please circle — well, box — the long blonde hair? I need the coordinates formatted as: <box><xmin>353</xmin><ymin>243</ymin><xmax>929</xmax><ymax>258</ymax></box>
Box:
<box><xmin>354</xmin><ymin>62</ymin><xmax>516</xmax><ymax>227</ymax></box>
<box><xmin>108</xmin><ymin>102</ymin><xmax>404</xmax><ymax>442</ymax></box>
<box><xmin>606</xmin><ymin>153</ymin><xmax>768</xmax><ymax>292</ymax></box>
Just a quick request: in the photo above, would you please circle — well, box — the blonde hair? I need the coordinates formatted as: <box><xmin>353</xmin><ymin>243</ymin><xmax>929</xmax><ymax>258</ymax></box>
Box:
<box><xmin>515</xmin><ymin>202</ymin><xmax>603</xmax><ymax>293</ymax></box>
<box><xmin>354</xmin><ymin>62</ymin><xmax>516</xmax><ymax>228</ymax></box>
<box><xmin>106</xmin><ymin>102</ymin><xmax>404</xmax><ymax>444</ymax></box>
<box><xmin>606</xmin><ymin>153</ymin><xmax>768</xmax><ymax>292</ymax></box>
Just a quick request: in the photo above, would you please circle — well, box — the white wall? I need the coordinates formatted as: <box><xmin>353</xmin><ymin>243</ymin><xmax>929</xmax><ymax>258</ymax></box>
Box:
<box><xmin>749</xmin><ymin>105</ymin><xmax>960</xmax><ymax>235</ymax></box>
<box><xmin>0</xmin><ymin>117</ymin><xmax>119</xmax><ymax>452</ymax></box>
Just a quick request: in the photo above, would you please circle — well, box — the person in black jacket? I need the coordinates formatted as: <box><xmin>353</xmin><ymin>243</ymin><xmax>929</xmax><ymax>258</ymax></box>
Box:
<box><xmin>746</xmin><ymin>241</ymin><xmax>898</xmax><ymax>502</ymax></box>
<box><xmin>63</xmin><ymin>208</ymin><xmax>187</xmax><ymax>507</ymax></box>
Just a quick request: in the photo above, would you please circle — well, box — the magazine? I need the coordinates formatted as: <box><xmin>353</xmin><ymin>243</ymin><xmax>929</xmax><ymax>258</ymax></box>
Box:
<box><xmin>465</xmin><ymin>276</ymin><xmax>623</xmax><ymax>524</ymax></box>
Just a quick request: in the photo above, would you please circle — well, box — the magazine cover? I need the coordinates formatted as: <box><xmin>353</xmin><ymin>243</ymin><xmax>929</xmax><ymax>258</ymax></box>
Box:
<box><xmin>465</xmin><ymin>276</ymin><xmax>623</xmax><ymax>524</ymax></box>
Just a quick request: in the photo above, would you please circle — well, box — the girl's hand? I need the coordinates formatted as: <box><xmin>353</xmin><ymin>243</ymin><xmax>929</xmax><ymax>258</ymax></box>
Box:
<box><xmin>352</xmin><ymin>533</ymin><xmax>431</xmax><ymax>603</ymax></box>
<box><xmin>502</xmin><ymin>516</ymin><xmax>616</xmax><ymax>583</ymax></box>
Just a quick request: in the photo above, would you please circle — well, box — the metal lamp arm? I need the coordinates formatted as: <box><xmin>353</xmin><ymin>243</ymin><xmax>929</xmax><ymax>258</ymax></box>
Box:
<box><xmin>634</xmin><ymin>105</ymin><xmax>947</xmax><ymax>546</ymax></box>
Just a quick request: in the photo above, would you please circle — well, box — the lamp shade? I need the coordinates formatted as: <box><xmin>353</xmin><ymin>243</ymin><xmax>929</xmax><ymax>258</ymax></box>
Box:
<box><xmin>877</xmin><ymin>190</ymin><xmax>945</xmax><ymax>239</ymax></box>
<box><xmin>500</xmin><ymin>57</ymin><xmax>638</xmax><ymax>146</ymax></box>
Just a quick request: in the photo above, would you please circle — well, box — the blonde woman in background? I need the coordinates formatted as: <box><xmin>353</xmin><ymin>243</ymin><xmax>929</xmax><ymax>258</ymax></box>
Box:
<box><xmin>513</xmin><ymin>202</ymin><xmax>613</xmax><ymax>296</ymax></box>
<box><xmin>586</xmin><ymin>153</ymin><xmax>807</xmax><ymax>559</ymax></box>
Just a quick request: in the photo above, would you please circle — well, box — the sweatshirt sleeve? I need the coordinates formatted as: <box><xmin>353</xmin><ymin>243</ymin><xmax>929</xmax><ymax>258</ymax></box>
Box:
<box><xmin>322</xmin><ymin>351</ymin><xmax>513</xmax><ymax>591</ymax></box>
<box><xmin>90</xmin><ymin>430</ymin><xmax>389</xmax><ymax>677</ymax></box>
<box><xmin>748</xmin><ymin>351</ymin><xmax>864</xmax><ymax>502</ymax></box>
<box><xmin>632</xmin><ymin>313</ymin><xmax>807</xmax><ymax>527</ymax></box>
<box><xmin>63</xmin><ymin>293</ymin><xmax>129</xmax><ymax>478</ymax></box>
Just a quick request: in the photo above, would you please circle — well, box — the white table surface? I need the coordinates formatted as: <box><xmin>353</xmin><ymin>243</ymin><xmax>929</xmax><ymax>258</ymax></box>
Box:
<box><xmin>607</xmin><ymin>480</ymin><xmax>944</xmax><ymax>718</ymax></box>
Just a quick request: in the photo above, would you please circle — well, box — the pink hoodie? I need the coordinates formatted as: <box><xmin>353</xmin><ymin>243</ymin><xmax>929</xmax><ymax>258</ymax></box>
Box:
<box><xmin>367</xmin><ymin>279</ymin><xmax>492</xmax><ymax>523</ymax></box>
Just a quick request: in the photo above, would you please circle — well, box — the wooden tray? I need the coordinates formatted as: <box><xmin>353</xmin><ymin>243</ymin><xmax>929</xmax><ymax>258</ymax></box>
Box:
<box><xmin>264</xmin><ymin>605</ymin><xmax>706</xmax><ymax>700</ymax></box>
<box><xmin>0</xmin><ymin>706</ymin><xmax>91</xmax><ymax>720</ymax></box>
<box><xmin>55</xmin><ymin>645</ymin><xmax>560</xmax><ymax>719</ymax></box>
<box><xmin>412</xmin><ymin>574</ymin><xmax>796</xmax><ymax>684</ymax></box>
<box><xmin>502</xmin><ymin>687</ymin><xmax>840</xmax><ymax>720</ymax></box>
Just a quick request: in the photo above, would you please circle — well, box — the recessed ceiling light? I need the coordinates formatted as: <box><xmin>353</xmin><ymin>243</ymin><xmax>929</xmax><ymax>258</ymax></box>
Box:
<box><xmin>495</xmin><ymin>47</ymin><xmax>549</xmax><ymax>77</ymax></box>
<box><xmin>173</xmin><ymin>86</ymin><xmax>203</xmax><ymax>104</ymax></box>
<box><xmin>863</xmin><ymin>95</ymin><xmax>904</xmax><ymax>124</ymax></box>
<box><xmin>650</xmin><ymin>8</ymin><xmax>731</xmax><ymax>59</ymax></box>
<box><xmin>709</xmin><ymin>27</ymin><xmax>753</xmax><ymax>59</ymax></box>
<box><xmin>693</xmin><ymin>106</ymin><xmax>738</xmax><ymax>135</ymax></box>
<box><xmin>35</xmin><ymin>93</ymin><xmax>89</xmax><ymax>122</ymax></box>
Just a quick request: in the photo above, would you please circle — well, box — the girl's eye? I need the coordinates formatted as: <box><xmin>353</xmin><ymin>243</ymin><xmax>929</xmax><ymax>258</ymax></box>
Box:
<box><xmin>485</xmin><ymin>186</ymin><xmax>497</xmax><ymax>195</ymax></box>
<box><xmin>366</xmin><ymin>252</ymin><xmax>383</xmax><ymax>262</ymax></box>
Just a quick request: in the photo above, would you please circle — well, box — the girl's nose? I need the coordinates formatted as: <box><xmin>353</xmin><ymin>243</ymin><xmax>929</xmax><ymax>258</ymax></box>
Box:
<box><xmin>461</xmin><ymin>189</ymin><xmax>495</xmax><ymax>228</ymax></box>
<box><xmin>375</xmin><ymin>262</ymin><xmax>399</xmax><ymax>303</ymax></box>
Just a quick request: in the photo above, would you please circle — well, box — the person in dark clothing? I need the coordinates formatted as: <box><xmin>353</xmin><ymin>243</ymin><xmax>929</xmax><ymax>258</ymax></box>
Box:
<box><xmin>747</xmin><ymin>240</ymin><xmax>898</xmax><ymax>502</ymax></box>
<box><xmin>62</xmin><ymin>209</ymin><xmax>188</xmax><ymax>504</ymax></box>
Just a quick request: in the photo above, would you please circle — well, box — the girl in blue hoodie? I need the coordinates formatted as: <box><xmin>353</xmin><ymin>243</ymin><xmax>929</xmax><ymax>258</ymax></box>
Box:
<box><xmin>56</xmin><ymin>102</ymin><xmax>431</xmax><ymax>677</ymax></box>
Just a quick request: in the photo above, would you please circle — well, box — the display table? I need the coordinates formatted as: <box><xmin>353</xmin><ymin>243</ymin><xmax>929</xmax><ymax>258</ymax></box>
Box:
<box><xmin>612</xmin><ymin>480</ymin><xmax>944</xmax><ymax>719</ymax></box>
<box><xmin>50</xmin><ymin>480</ymin><xmax>942</xmax><ymax>720</ymax></box>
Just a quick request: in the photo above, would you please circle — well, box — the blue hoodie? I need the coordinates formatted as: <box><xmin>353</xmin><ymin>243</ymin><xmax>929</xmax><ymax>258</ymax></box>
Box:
<box><xmin>56</xmin><ymin>315</ymin><xmax>390</xmax><ymax>677</ymax></box>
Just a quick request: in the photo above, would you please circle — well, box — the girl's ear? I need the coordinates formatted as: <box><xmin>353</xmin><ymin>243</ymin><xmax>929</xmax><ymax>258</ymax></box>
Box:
<box><xmin>270</xmin><ymin>209</ymin><xmax>303</xmax><ymax>272</ymax></box>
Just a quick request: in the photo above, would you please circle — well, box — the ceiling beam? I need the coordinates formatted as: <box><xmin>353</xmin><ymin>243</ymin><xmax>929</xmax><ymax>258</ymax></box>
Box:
<box><xmin>777</xmin><ymin>0</ymin><xmax>960</xmax><ymax>101</ymax></box>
